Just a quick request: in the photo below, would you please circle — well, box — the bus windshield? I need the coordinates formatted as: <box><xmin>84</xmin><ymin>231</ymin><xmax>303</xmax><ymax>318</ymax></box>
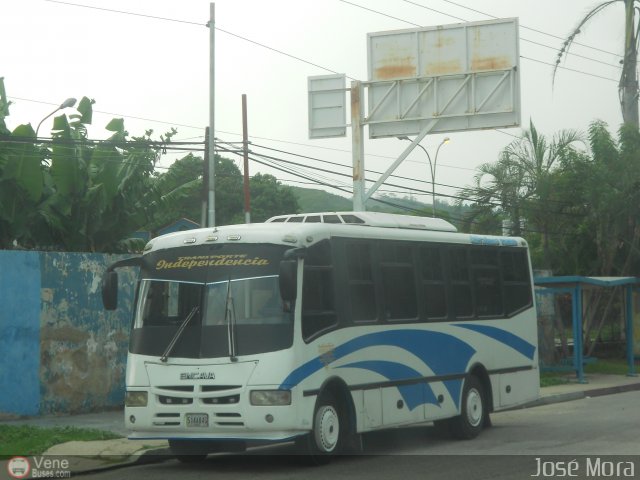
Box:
<box><xmin>130</xmin><ymin>270</ymin><xmax>294</xmax><ymax>359</ymax></box>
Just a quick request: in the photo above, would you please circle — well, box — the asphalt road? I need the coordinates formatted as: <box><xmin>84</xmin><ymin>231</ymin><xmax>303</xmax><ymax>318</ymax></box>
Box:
<box><xmin>85</xmin><ymin>391</ymin><xmax>640</xmax><ymax>480</ymax></box>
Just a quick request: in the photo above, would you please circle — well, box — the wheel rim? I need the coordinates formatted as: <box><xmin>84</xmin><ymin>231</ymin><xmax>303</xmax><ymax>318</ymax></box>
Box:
<box><xmin>314</xmin><ymin>405</ymin><xmax>340</xmax><ymax>453</ymax></box>
<box><xmin>465</xmin><ymin>387</ymin><xmax>483</xmax><ymax>428</ymax></box>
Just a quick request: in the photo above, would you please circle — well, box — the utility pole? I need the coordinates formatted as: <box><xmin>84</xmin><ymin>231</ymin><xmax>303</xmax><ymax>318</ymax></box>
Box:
<box><xmin>242</xmin><ymin>94</ymin><xmax>251</xmax><ymax>224</ymax></box>
<box><xmin>207</xmin><ymin>2</ymin><xmax>216</xmax><ymax>227</ymax></box>
<box><xmin>201</xmin><ymin>127</ymin><xmax>210</xmax><ymax>227</ymax></box>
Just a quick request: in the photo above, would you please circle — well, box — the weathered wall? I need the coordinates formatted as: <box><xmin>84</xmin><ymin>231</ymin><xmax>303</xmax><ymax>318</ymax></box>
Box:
<box><xmin>0</xmin><ymin>251</ymin><xmax>138</xmax><ymax>416</ymax></box>
<box><xmin>0</xmin><ymin>251</ymin><xmax>41</xmax><ymax>415</ymax></box>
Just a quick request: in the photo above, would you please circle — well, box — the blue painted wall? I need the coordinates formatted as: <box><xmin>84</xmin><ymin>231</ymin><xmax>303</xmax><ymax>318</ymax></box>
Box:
<box><xmin>0</xmin><ymin>251</ymin><xmax>137</xmax><ymax>416</ymax></box>
<box><xmin>0</xmin><ymin>251</ymin><xmax>41</xmax><ymax>415</ymax></box>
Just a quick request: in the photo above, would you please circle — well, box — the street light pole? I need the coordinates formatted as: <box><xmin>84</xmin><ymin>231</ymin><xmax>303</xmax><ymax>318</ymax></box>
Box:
<box><xmin>399</xmin><ymin>136</ymin><xmax>450</xmax><ymax>217</ymax></box>
<box><xmin>431</xmin><ymin>137</ymin><xmax>450</xmax><ymax>217</ymax></box>
<box><xmin>35</xmin><ymin>97</ymin><xmax>77</xmax><ymax>138</ymax></box>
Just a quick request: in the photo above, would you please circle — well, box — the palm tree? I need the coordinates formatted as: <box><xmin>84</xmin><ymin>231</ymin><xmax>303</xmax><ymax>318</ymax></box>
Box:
<box><xmin>554</xmin><ymin>0</ymin><xmax>639</xmax><ymax>127</ymax></box>
<box><xmin>505</xmin><ymin>122</ymin><xmax>582</xmax><ymax>267</ymax></box>
<box><xmin>458</xmin><ymin>155</ymin><xmax>526</xmax><ymax>236</ymax></box>
<box><xmin>459</xmin><ymin>120</ymin><xmax>582</xmax><ymax>267</ymax></box>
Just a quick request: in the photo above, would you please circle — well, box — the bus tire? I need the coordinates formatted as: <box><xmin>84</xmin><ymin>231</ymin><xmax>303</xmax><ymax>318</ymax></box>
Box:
<box><xmin>299</xmin><ymin>392</ymin><xmax>345</xmax><ymax>464</ymax></box>
<box><xmin>449</xmin><ymin>375</ymin><xmax>486</xmax><ymax>440</ymax></box>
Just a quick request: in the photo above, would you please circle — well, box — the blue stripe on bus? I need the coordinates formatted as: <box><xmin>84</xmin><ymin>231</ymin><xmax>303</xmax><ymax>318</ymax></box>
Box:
<box><xmin>336</xmin><ymin>360</ymin><xmax>439</xmax><ymax>410</ymax></box>
<box><xmin>279</xmin><ymin>330</ymin><xmax>476</xmax><ymax>408</ymax></box>
<box><xmin>452</xmin><ymin>324</ymin><xmax>536</xmax><ymax>360</ymax></box>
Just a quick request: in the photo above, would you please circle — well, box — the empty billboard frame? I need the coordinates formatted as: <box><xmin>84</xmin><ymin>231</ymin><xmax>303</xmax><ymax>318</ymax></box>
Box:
<box><xmin>308</xmin><ymin>74</ymin><xmax>347</xmax><ymax>139</ymax></box>
<box><xmin>366</xmin><ymin>18</ymin><xmax>521</xmax><ymax>139</ymax></box>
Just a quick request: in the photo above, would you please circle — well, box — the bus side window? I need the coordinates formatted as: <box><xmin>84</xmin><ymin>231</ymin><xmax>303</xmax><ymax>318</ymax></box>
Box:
<box><xmin>501</xmin><ymin>250</ymin><xmax>533</xmax><ymax>316</ymax></box>
<box><xmin>302</xmin><ymin>240</ymin><xmax>337</xmax><ymax>341</ymax></box>
<box><xmin>419</xmin><ymin>246</ymin><xmax>447</xmax><ymax>321</ymax></box>
<box><xmin>449</xmin><ymin>247</ymin><xmax>473</xmax><ymax>318</ymax></box>
<box><xmin>471</xmin><ymin>248</ymin><xmax>503</xmax><ymax>317</ymax></box>
<box><xmin>346</xmin><ymin>241</ymin><xmax>377</xmax><ymax>323</ymax></box>
<box><xmin>380</xmin><ymin>242</ymin><xmax>417</xmax><ymax>321</ymax></box>
<box><xmin>302</xmin><ymin>268</ymin><xmax>336</xmax><ymax>339</ymax></box>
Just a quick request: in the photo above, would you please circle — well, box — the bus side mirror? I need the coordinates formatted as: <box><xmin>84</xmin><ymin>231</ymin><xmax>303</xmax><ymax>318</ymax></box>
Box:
<box><xmin>279</xmin><ymin>260</ymin><xmax>297</xmax><ymax>302</ymax></box>
<box><xmin>102</xmin><ymin>271</ymin><xmax>119</xmax><ymax>310</ymax></box>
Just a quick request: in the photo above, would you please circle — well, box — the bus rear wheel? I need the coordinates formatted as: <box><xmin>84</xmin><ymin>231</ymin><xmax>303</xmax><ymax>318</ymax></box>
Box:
<box><xmin>449</xmin><ymin>375</ymin><xmax>486</xmax><ymax>440</ymax></box>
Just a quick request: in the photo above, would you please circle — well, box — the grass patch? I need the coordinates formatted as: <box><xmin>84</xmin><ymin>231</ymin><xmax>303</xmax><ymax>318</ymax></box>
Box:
<box><xmin>584</xmin><ymin>358</ymin><xmax>633</xmax><ymax>375</ymax></box>
<box><xmin>0</xmin><ymin>425</ymin><xmax>122</xmax><ymax>457</ymax></box>
<box><xmin>540</xmin><ymin>372</ymin><xmax>571</xmax><ymax>388</ymax></box>
<box><xmin>540</xmin><ymin>358</ymin><xmax>637</xmax><ymax>387</ymax></box>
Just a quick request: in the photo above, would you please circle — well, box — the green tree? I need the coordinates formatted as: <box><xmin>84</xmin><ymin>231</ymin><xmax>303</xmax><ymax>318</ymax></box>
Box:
<box><xmin>459</xmin><ymin>120</ymin><xmax>582</xmax><ymax>268</ymax></box>
<box><xmin>149</xmin><ymin>155</ymin><xmax>300</xmax><ymax>228</ymax></box>
<box><xmin>248</xmin><ymin>173</ymin><xmax>300</xmax><ymax>222</ymax></box>
<box><xmin>501</xmin><ymin>121</ymin><xmax>582</xmax><ymax>268</ymax></box>
<box><xmin>554</xmin><ymin>0</ymin><xmax>639</xmax><ymax>126</ymax></box>
<box><xmin>548</xmin><ymin>120</ymin><xmax>640</xmax><ymax>354</ymax></box>
<box><xmin>150</xmin><ymin>153</ymin><xmax>204</xmax><ymax>229</ymax></box>
<box><xmin>0</xmin><ymin>79</ymin><xmax>170</xmax><ymax>252</ymax></box>
<box><xmin>458</xmin><ymin>157</ymin><xmax>526</xmax><ymax>236</ymax></box>
<box><xmin>579</xmin><ymin>120</ymin><xmax>640</xmax><ymax>277</ymax></box>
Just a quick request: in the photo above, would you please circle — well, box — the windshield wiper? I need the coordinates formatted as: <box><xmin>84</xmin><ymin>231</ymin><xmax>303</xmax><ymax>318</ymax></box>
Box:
<box><xmin>224</xmin><ymin>280</ymin><xmax>238</xmax><ymax>362</ymax></box>
<box><xmin>160</xmin><ymin>306</ymin><xmax>200</xmax><ymax>363</ymax></box>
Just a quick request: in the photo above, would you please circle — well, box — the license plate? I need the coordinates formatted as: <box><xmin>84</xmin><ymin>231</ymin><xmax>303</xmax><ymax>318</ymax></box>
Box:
<box><xmin>185</xmin><ymin>413</ymin><xmax>209</xmax><ymax>427</ymax></box>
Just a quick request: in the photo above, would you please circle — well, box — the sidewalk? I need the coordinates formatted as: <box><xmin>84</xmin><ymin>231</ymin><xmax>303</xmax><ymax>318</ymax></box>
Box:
<box><xmin>1</xmin><ymin>373</ymin><xmax>639</xmax><ymax>475</ymax></box>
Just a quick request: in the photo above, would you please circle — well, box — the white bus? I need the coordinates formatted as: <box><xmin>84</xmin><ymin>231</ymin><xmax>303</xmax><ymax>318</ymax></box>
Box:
<box><xmin>102</xmin><ymin>212</ymin><xmax>539</xmax><ymax>462</ymax></box>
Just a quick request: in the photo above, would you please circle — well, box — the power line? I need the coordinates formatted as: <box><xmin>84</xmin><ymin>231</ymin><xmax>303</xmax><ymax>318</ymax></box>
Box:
<box><xmin>249</xmin><ymin>142</ymin><xmax>473</xmax><ymax>190</ymax></box>
<box><xmin>27</xmin><ymin>0</ymin><xmax>536</xmax><ymax>157</ymax></box>
<box><xmin>47</xmin><ymin>0</ymin><xmax>619</xmax><ymax>90</ymax></box>
<box><xmin>7</xmin><ymin>95</ymin><xmax>204</xmax><ymax>131</ymax></box>
<box><xmin>2</xmin><ymin>131</ymin><xmax>582</xmax><ymax>215</ymax></box>
<box><xmin>44</xmin><ymin>0</ymin><xmax>205</xmax><ymax>26</ymax></box>
<box><xmin>218</xmin><ymin>139</ymin><xmax>588</xmax><ymax>217</ymax></box>
<box><xmin>0</xmin><ymin>135</ymin><xmax>204</xmax><ymax>148</ymax></box>
<box><xmin>521</xmin><ymin>55</ymin><xmax>617</xmax><ymax>83</ymax></box>
<box><xmin>44</xmin><ymin>0</ymin><xmax>359</xmax><ymax>80</ymax></box>
<box><xmin>217</xmin><ymin>146</ymin><xmax>592</xmax><ymax>235</ymax></box>
<box><xmin>400</xmin><ymin>0</ymin><xmax>621</xmax><ymax>69</ymax></box>
<box><xmin>436</xmin><ymin>0</ymin><xmax>622</xmax><ymax>58</ymax></box>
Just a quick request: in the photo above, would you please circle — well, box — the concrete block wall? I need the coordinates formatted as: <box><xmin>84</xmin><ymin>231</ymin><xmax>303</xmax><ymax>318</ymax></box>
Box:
<box><xmin>0</xmin><ymin>251</ymin><xmax>137</xmax><ymax>416</ymax></box>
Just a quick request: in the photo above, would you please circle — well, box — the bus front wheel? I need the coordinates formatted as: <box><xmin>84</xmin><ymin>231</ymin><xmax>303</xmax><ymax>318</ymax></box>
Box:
<box><xmin>449</xmin><ymin>375</ymin><xmax>486</xmax><ymax>440</ymax></box>
<box><xmin>298</xmin><ymin>392</ymin><xmax>345</xmax><ymax>463</ymax></box>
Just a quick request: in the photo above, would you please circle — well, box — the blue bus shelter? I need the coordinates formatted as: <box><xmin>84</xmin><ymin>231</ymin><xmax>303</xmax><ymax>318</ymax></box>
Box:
<box><xmin>534</xmin><ymin>276</ymin><xmax>639</xmax><ymax>383</ymax></box>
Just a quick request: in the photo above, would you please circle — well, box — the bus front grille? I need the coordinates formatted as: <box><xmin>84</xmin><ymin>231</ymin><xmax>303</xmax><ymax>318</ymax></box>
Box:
<box><xmin>152</xmin><ymin>412</ymin><xmax>181</xmax><ymax>426</ymax></box>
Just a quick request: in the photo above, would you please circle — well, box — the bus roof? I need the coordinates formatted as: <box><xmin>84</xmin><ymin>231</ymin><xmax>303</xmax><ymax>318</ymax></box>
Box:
<box><xmin>265</xmin><ymin>211</ymin><xmax>457</xmax><ymax>231</ymax></box>
<box><xmin>144</xmin><ymin>213</ymin><xmax>527</xmax><ymax>253</ymax></box>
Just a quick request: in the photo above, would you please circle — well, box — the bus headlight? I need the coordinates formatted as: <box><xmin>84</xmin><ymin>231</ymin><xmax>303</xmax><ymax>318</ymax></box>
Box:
<box><xmin>250</xmin><ymin>390</ymin><xmax>291</xmax><ymax>406</ymax></box>
<box><xmin>125</xmin><ymin>391</ymin><xmax>148</xmax><ymax>407</ymax></box>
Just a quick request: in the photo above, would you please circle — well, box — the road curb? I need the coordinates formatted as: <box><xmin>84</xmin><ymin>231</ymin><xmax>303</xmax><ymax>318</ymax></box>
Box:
<box><xmin>523</xmin><ymin>380</ymin><xmax>640</xmax><ymax>409</ymax></box>
<box><xmin>580</xmin><ymin>381</ymin><xmax>640</xmax><ymax>398</ymax></box>
<box><xmin>66</xmin><ymin>447</ymin><xmax>173</xmax><ymax>476</ymax></box>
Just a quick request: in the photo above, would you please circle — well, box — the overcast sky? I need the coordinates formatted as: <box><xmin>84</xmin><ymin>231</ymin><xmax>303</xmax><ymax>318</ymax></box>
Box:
<box><xmin>3</xmin><ymin>0</ymin><xmax>624</xmax><ymax>211</ymax></box>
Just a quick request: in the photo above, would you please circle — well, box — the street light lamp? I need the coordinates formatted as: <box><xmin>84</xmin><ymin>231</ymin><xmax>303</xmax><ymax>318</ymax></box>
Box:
<box><xmin>35</xmin><ymin>97</ymin><xmax>77</xmax><ymax>138</ymax></box>
<box><xmin>399</xmin><ymin>136</ymin><xmax>450</xmax><ymax>217</ymax></box>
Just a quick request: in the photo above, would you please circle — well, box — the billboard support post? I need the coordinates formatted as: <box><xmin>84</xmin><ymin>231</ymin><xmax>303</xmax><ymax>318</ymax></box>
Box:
<box><xmin>363</xmin><ymin>118</ymin><xmax>438</xmax><ymax>204</ymax></box>
<box><xmin>351</xmin><ymin>80</ymin><xmax>365</xmax><ymax>211</ymax></box>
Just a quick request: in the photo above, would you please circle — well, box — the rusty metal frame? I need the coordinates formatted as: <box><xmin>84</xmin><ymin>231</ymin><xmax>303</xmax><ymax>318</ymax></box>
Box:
<box><xmin>363</xmin><ymin>68</ymin><xmax>517</xmax><ymax>127</ymax></box>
